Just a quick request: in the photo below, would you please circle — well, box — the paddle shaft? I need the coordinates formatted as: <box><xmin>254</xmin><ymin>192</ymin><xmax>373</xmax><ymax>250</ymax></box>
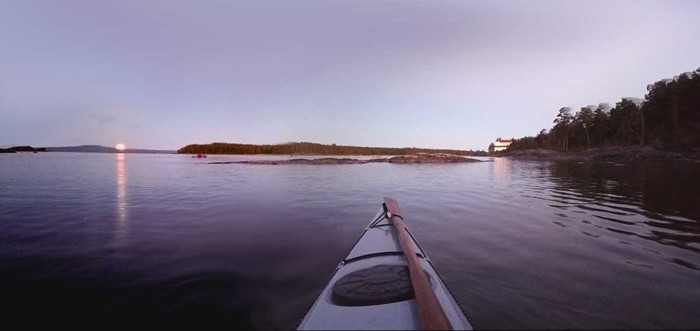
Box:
<box><xmin>384</xmin><ymin>197</ymin><xmax>452</xmax><ymax>330</ymax></box>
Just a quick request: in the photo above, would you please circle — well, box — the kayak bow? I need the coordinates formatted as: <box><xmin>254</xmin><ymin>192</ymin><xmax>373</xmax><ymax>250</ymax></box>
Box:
<box><xmin>298</xmin><ymin>198</ymin><xmax>472</xmax><ymax>330</ymax></box>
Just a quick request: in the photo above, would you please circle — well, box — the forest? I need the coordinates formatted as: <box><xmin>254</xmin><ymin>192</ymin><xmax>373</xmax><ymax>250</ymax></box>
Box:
<box><xmin>178</xmin><ymin>142</ymin><xmax>487</xmax><ymax>156</ymax></box>
<box><xmin>504</xmin><ymin>68</ymin><xmax>700</xmax><ymax>152</ymax></box>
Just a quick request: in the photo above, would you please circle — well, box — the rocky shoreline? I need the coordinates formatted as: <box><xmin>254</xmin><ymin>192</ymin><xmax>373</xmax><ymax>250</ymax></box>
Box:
<box><xmin>209</xmin><ymin>153</ymin><xmax>483</xmax><ymax>165</ymax></box>
<box><xmin>206</xmin><ymin>147</ymin><xmax>700</xmax><ymax>164</ymax></box>
<box><xmin>504</xmin><ymin>147</ymin><xmax>700</xmax><ymax>162</ymax></box>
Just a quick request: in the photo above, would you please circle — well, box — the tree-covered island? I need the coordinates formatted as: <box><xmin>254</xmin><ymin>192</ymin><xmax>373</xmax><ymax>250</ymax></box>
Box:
<box><xmin>0</xmin><ymin>146</ymin><xmax>46</xmax><ymax>153</ymax></box>
<box><xmin>178</xmin><ymin>142</ymin><xmax>488</xmax><ymax>156</ymax></box>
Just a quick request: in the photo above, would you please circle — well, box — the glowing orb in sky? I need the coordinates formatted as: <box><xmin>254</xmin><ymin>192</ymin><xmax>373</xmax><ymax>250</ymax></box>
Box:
<box><xmin>115</xmin><ymin>143</ymin><xmax>126</xmax><ymax>151</ymax></box>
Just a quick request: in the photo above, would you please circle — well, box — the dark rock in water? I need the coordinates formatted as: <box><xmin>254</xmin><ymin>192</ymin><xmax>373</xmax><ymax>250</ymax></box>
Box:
<box><xmin>209</xmin><ymin>157</ymin><xmax>367</xmax><ymax>165</ymax></box>
<box><xmin>289</xmin><ymin>158</ymin><xmax>370</xmax><ymax>164</ymax></box>
<box><xmin>386</xmin><ymin>153</ymin><xmax>480</xmax><ymax>163</ymax></box>
<box><xmin>222</xmin><ymin>158</ymin><xmax>371</xmax><ymax>165</ymax></box>
<box><xmin>209</xmin><ymin>153</ymin><xmax>483</xmax><ymax>165</ymax></box>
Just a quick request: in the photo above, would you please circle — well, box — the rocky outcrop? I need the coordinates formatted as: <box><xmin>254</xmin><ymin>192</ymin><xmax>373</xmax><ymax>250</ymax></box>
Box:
<box><xmin>218</xmin><ymin>158</ymin><xmax>371</xmax><ymax>165</ymax></box>
<box><xmin>209</xmin><ymin>153</ymin><xmax>483</xmax><ymax>165</ymax></box>
<box><xmin>385</xmin><ymin>153</ymin><xmax>481</xmax><ymax>163</ymax></box>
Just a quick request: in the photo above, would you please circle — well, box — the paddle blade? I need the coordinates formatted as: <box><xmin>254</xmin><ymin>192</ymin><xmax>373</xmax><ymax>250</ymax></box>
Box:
<box><xmin>383</xmin><ymin>197</ymin><xmax>400</xmax><ymax>215</ymax></box>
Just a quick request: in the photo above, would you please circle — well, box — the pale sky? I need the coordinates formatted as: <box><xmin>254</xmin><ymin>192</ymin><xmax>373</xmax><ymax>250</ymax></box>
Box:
<box><xmin>1</xmin><ymin>0</ymin><xmax>699</xmax><ymax>150</ymax></box>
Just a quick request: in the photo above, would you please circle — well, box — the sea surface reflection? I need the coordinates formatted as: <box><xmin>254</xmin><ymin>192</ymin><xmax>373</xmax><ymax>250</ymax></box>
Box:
<box><xmin>115</xmin><ymin>153</ymin><xmax>128</xmax><ymax>251</ymax></box>
<box><xmin>0</xmin><ymin>153</ymin><xmax>698</xmax><ymax>329</ymax></box>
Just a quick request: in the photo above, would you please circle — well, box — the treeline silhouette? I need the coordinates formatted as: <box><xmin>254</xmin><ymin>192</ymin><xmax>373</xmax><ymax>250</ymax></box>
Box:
<box><xmin>178</xmin><ymin>142</ymin><xmax>488</xmax><ymax>156</ymax></box>
<box><xmin>0</xmin><ymin>146</ymin><xmax>46</xmax><ymax>153</ymax></box>
<box><xmin>508</xmin><ymin>68</ymin><xmax>700</xmax><ymax>152</ymax></box>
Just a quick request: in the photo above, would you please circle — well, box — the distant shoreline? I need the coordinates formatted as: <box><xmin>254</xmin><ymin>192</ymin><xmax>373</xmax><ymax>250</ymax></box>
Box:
<box><xmin>1</xmin><ymin>145</ymin><xmax>175</xmax><ymax>154</ymax></box>
<box><xmin>46</xmin><ymin>145</ymin><xmax>175</xmax><ymax>154</ymax></box>
<box><xmin>503</xmin><ymin>146</ymin><xmax>700</xmax><ymax>162</ymax></box>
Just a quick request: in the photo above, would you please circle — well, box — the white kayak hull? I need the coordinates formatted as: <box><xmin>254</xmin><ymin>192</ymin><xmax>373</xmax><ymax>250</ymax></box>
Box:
<box><xmin>298</xmin><ymin>207</ymin><xmax>473</xmax><ymax>330</ymax></box>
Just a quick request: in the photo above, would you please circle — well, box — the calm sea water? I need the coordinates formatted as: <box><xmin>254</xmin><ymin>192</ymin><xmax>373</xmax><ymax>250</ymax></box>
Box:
<box><xmin>1</xmin><ymin>153</ymin><xmax>698</xmax><ymax>329</ymax></box>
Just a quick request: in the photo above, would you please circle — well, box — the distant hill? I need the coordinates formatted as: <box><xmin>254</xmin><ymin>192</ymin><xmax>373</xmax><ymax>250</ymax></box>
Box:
<box><xmin>45</xmin><ymin>145</ymin><xmax>175</xmax><ymax>154</ymax></box>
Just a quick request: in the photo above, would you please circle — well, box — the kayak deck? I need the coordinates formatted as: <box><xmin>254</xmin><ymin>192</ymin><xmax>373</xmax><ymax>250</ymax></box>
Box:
<box><xmin>298</xmin><ymin>208</ymin><xmax>473</xmax><ymax>330</ymax></box>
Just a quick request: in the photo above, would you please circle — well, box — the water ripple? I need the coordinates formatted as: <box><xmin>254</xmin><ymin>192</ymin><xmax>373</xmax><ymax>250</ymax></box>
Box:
<box><xmin>0</xmin><ymin>154</ymin><xmax>699</xmax><ymax>329</ymax></box>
